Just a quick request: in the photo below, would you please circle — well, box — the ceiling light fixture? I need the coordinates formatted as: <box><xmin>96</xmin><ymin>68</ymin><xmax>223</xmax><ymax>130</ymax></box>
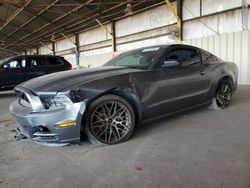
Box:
<box><xmin>51</xmin><ymin>35</ymin><xmax>55</xmax><ymax>42</ymax></box>
<box><xmin>124</xmin><ymin>3</ymin><xmax>133</xmax><ymax>15</ymax></box>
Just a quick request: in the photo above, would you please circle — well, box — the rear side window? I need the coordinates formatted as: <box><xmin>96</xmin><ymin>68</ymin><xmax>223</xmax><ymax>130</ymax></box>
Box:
<box><xmin>28</xmin><ymin>57</ymin><xmax>46</xmax><ymax>67</ymax></box>
<box><xmin>200</xmin><ymin>49</ymin><xmax>211</xmax><ymax>62</ymax></box>
<box><xmin>46</xmin><ymin>57</ymin><xmax>63</xmax><ymax>65</ymax></box>
<box><xmin>179</xmin><ymin>49</ymin><xmax>200</xmax><ymax>66</ymax></box>
<box><xmin>200</xmin><ymin>49</ymin><xmax>217</xmax><ymax>62</ymax></box>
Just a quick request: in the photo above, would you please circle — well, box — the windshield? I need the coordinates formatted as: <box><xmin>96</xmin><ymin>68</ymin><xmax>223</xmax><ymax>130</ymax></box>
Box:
<box><xmin>103</xmin><ymin>47</ymin><xmax>160</xmax><ymax>69</ymax></box>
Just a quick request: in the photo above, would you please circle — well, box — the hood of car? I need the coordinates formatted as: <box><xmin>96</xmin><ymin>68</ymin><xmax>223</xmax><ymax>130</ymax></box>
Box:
<box><xmin>19</xmin><ymin>66</ymin><xmax>143</xmax><ymax>93</ymax></box>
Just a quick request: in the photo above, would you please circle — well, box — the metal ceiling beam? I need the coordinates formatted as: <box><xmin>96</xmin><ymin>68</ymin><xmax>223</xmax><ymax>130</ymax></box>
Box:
<box><xmin>0</xmin><ymin>47</ymin><xmax>19</xmax><ymax>55</ymax></box>
<box><xmin>2</xmin><ymin>0</ymin><xmax>164</xmax><ymax>57</ymax></box>
<box><xmin>0</xmin><ymin>0</ymin><xmax>32</xmax><ymax>31</ymax></box>
<box><xmin>3</xmin><ymin>0</ymin><xmax>149</xmax><ymax>53</ymax></box>
<box><xmin>63</xmin><ymin>0</ymin><xmax>154</xmax><ymax>35</ymax></box>
<box><xmin>7</xmin><ymin>0</ymin><xmax>123</xmax><ymax>50</ymax></box>
<box><xmin>30</xmin><ymin>1</ymin><xmax>156</xmax><ymax>7</ymax></box>
<box><xmin>9</xmin><ymin>1</ymin><xmax>158</xmax><ymax>54</ymax></box>
<box><xmin>1</xmin><ymin>0</ymin><xmax>60</xmax><ymax>42</ymax></box>
<box><xmin>8</xmin><ymin>1</ymin><xmax>126</xmax><ymax>50</ymax></box>
<box><xmin>6</xmin><ymin>0</ymin><xmax>96</xmax><ymax>47</ymax></box>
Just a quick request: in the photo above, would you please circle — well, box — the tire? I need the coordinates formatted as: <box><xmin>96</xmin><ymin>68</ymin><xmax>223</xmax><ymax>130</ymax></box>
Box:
<box><xmin>213</xmin><ymin>78</ymin><xmax>233</xmax><ymax>109</ymax></box>
<box><xmin>84</xmin><ymin>94</ymin><xmax>136</xmax><ymax>146</ymax></box>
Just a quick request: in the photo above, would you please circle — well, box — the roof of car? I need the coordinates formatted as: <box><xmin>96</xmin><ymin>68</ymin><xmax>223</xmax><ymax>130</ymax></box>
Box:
<box><xmin>125</xmin><ymin>44</ymin><xmax>198</xmax><ymax>52</ymax></box>
<box><xmin>14</xmin><ymin>55</ymin><xmax>62</xmax><ymax>58</ymax></box>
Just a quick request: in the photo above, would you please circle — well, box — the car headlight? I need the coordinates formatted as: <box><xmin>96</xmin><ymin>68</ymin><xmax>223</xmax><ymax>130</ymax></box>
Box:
<box><xmin>37</xmin><ymin>94</ymin><xmax>74</xmax><ymax>112</ymax></box>
<box><xmin>52</xmin><ymin>95</ymin><xmax>73</xmax><ymax>108</ymax></box>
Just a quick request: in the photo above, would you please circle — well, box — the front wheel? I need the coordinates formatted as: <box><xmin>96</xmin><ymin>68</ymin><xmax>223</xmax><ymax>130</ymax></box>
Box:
<box><xmin>84</xmin><ymin>94</ymin><xmax>136</xmax><ymax>145</ymax></box>
<box><xmin>214</xmin><ymin>79</ymin><xmax>233</xmax><ymax>109</ymax></box>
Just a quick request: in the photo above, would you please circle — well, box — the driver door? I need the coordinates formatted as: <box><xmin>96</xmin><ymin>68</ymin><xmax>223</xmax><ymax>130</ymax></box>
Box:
<box><xmin>156</xmin><ymin>46</ymin><xmax>210</xmax><ymax>115</ymax></box>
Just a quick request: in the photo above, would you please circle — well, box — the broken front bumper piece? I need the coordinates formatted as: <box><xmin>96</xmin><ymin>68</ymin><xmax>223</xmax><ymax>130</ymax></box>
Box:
<box><xmin>10</xmin><ymin>99</ymin><xmax>86</xmax><ymax>145</ymax></box>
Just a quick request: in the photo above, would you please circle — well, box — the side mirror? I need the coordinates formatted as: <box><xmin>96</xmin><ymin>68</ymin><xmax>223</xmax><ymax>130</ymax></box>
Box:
<box><xmin>161</xmin><ymin>60</ymin><xmax>181</xmax><ymax>68</ymax></box>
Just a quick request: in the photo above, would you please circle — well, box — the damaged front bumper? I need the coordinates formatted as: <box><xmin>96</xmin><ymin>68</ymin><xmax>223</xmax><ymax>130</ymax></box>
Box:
<box><xmin>10</xmin><ymin>99</ymin><xmax>86</xmax><ymax>146</ymax></box>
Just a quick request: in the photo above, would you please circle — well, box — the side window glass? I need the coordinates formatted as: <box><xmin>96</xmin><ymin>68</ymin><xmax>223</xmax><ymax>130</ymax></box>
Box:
<box><xmin>160</xmin><ymin>49</ymin><xmax>181</xmax><ymax>68</ymax></box>
<box><xmin>30</xmin><ymin>57</ymin><xmax>46</xmax><ymax>67</ymax></box>
<box><xmin>31</xmin><ymin>59</ymin><xmax>38</xmax><ymax>66</ymax></box>
<box><xmin>8</xmin><ymin>60</ymin><xmax>20</xmax><ymax>68</ymax></box>
<box><xmin>166</xmin><ymin>50</ymin><xmax>181</xmax><ymax>61</ymax></box>
<box><xmin>180</xmin><ymin>49</ymin><xmax>201</xmax><ymax>66</ymax></box>
<box><xmin>161</xmin><ymin>48</ymin><xmax>201</xmax><ymax>68</ymax></box>
<box><xmin>200</xmin><ymin>49</ymin><xmax>217</xmax><ymax>62</ymax></box>
<box><xmin>21</xmin><ymin>58</ymin><xmax>28</xmax><ymax>68</ymax></box>
<box><xmin>46</xmin><ymin>57</ymin><xmax>63</xmax><ymax>65</ymax></box>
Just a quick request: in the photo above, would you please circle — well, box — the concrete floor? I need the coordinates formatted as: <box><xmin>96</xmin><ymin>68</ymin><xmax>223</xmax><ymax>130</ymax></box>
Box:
<box><xmin>0</xmin><ymin>86</ymin><xmax>250</xmax><ymax>188</ymax></box>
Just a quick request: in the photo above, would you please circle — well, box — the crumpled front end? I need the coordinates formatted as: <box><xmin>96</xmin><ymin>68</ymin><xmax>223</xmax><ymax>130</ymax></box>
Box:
<box><xmin>10</xmin><ymin>86</ymin><xmax>86</xmax><ymax>146</ymax></box>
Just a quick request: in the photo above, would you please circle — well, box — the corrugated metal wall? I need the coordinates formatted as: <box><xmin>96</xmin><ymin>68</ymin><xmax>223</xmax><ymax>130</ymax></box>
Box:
<box><xmin>184</xmin><ymin>31</ymin><xmax>250</xmax><ymax>84</ymax></box>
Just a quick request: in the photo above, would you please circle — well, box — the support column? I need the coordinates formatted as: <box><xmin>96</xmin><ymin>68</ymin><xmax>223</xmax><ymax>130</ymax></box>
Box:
<box><xmin>36</xmin><ymin>47</ymin><xmax>39</xmax><ymax>55</ymax></box>
<box><xmin>52</xmin><ymin>41</ymin><xmax>56</xmax><ymax>55</ymax></box>
<box><xmin>165</xmin><ymin>0</ymin><xmax>183</xmax><ymax>43</ymax></box>
<box><xmin>111</xmin><ymin>21</ymin><xmax>117</xmax><ymax>55</ymax></box>
<box><xmin>95</xmin><ymin>18</ymin><xmax>116</xmax><ymax>56</ymax></box>
<box><xmin>177</xmin><ymin>0</ymin><xmax>183</xmax><ymax>41</ymax></box>
<box><xmin>75</xmin><ymin>33</ymin><xmax>80</xmax><ymax>69</ymax></box>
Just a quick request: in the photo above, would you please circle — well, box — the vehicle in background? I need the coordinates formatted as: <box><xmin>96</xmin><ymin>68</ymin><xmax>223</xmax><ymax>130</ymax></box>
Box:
<box><xmin>0</xmin><ymin>55</ymin><xmax>72</xmax><ymax>91</ymax></box>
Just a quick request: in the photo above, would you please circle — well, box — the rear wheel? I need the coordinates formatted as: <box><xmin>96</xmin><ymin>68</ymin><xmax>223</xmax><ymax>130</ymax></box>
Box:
<box><xmin>214</xmin><ymin>79</ymin><xmax>233</xmax><ymax>109</ymax></box>
<box><xmin>84</xmin><ymin>94</ymin><xmax>135</xmax><ymax>145</ymax></box>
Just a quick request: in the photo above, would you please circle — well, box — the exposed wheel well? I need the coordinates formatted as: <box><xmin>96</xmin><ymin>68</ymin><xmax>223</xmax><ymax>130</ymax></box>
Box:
<box><xmin>85</xmin><ymin>90</ymin><xmax>142</xmax><ymax>126</ymax></box>
<box><xmin>217</xmin><ymin>76</ymin><xmax>234</xmax><ymax>90</ymax></box>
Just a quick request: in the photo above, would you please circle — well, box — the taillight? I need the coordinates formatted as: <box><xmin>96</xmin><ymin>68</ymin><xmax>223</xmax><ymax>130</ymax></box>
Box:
<box><xmin>67</xmin><ymin>63</ymin><xmax>72</xmax><ymax>70</ymax></box>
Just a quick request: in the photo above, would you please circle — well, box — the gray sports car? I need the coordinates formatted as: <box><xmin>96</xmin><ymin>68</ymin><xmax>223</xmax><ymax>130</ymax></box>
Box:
<box><xmin>10</xmin><ymin>44</ymin><xmax>238</xmax><ymax>146</ymax></box>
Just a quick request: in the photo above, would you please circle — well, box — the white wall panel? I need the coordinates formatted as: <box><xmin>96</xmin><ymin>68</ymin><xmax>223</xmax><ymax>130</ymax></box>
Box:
<box><xmin>227</xmin><ymin>32</ymin><xmax>234</xmax><ymax>62</ymax></box>
<box><xmin>234</xmin><ymin>32</ymin><xmax>242</xmax><ymax>82</ymax></box>
<box><xmin>185</xmin><ymin>31</ymin><xmax>250</xmax><ymax>84</ymax></box>
<box><xmin>80</xmin><ymin>52</ymin><xmax>113</xmax><ymax>68</ymax></box>
<box><xmin>56</xmin><ymin>37</ymin><xmax>75</xmax><ymax>52</ymax></box>
<box><xmin>241</xmin><ymin>31</ymin><xmax>250</xmax><ymax>83</ymax></box>
<box><xmin>79</xmin><ymin>24</ymin><xmax>111</xmax><ymax>46</ymax></box>
<box><xmin>39</xmin><ymin>45</ymin><xmax>53</xmax><ymax>55</ymax></box>
<box><xmin>218</xmin><ymin>10</ymin><xmax>242</xmax><ymax>33</ymax></box>
<box><xmin>117</xmin><ymin>35</ymin><xmax>176</xmax><ymax>52</ymax></box>
<box><xmin>183</xmin><ymin>9</ymin><xmax>243</xmax><ymax>40</ymax></box>
<box><xmin>183</xmin><ymin>0</ymin><xmax>200</xmax><ymax>20</ymax></box>
<box><xmin>248</xmin><ymin>9</ymin><xmax>250</xmax><ymax>30</ymax></box>
<box><xmin>116</xmin><ymin>4</ymin><xmax>176</xmax><ymax>37</ymax></box>
<box><xmin>202</xmin><ymin>0</ymin><xmax>242</xmax><ymax>15</ymax></box>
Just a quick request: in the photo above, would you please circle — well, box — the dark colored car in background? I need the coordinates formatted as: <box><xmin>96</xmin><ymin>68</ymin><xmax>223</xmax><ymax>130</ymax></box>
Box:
<box><xmin>0</xmin><ymin>55</ymin><xmax>72</xmax><ymax>91</ymax></box>
<box><xmin>10</xmin><ymin>44</ymin><xmax>238</xmax><ymax>146</ymax></box>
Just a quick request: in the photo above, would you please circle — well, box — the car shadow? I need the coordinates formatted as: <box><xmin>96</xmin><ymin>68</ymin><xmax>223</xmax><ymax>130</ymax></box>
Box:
<box><xmin>133</xmin><ymin>86</ymin><xmax>250</xmax><ymax>139</ymax></box>
<box><xmin>134</xmin><ymin>105</ymin><xmax>208</xmax><ymax>139</ymax></box>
